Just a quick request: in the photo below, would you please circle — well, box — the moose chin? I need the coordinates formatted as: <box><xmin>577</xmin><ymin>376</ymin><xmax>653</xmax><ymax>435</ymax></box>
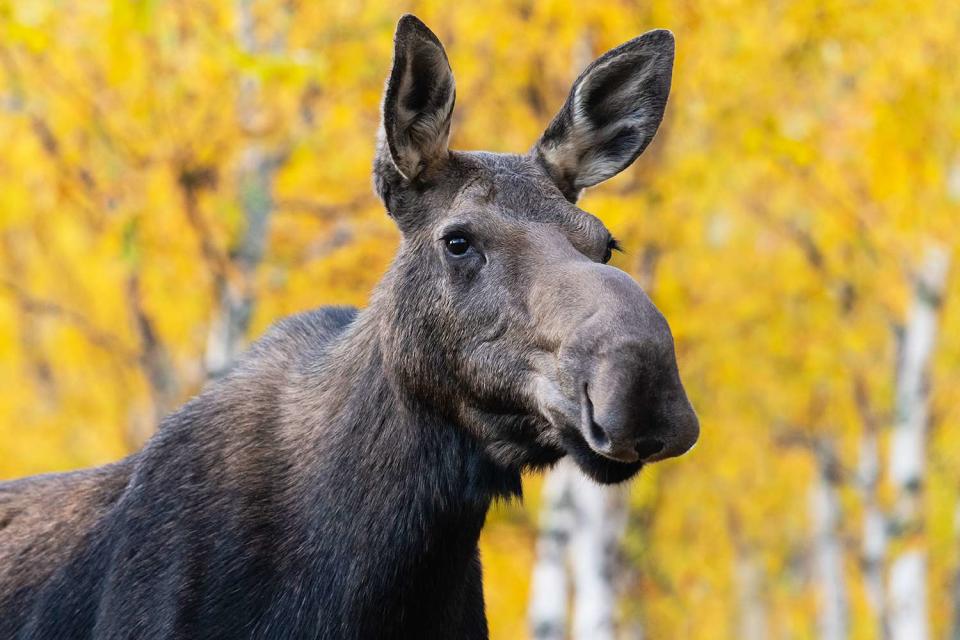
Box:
<box><xmin>0</xmin><ymin>14</ymin><xmax>697</xmax><ymax>639</ymax></box>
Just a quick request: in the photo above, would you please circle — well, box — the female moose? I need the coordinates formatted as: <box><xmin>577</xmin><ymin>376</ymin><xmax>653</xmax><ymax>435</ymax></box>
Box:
<box><xmin>0</xmin><ymin>15</ymin><xmax>697</xmax><ymax>639</ymax></box>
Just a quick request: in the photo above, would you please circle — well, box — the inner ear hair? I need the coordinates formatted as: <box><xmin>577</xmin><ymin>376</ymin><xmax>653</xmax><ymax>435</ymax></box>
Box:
<box><xmin>534</xmin><ymin>29</ymin><xmax>674</xmax><ymax>198</ymax></box>
<box><xmin>381</xmin><ymin>15</ymin><xmax>456</xmax><ymax>182</ymax></box>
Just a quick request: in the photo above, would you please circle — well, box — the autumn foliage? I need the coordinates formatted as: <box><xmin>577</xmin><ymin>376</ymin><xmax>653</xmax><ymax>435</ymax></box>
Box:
<box><xmin>1</xmin><ymin>1</ymin><xmax>958</xmax><ymax>638</ymax></box>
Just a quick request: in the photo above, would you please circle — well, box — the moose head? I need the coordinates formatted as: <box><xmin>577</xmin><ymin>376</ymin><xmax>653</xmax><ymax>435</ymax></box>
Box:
<box><xmin>372</xmin><ymin>15</ymin><xmax>698</xmax><ymax>484</ymax></box>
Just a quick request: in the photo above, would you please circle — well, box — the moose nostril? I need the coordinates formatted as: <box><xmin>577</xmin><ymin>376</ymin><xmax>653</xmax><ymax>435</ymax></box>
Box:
<box><xmin>635</xmin><ymin>438</ymin><xmax>665</xmax><ymax>459</ymax></box>
<box><xmin>581</xmin><ymin>384</ymin><xmax>610</xmax><ymax>449</ymax></box>
<box><xmin>588</xmin><ymin>420</ymin><xmax>609</xmax><ymax>449</ymax></box>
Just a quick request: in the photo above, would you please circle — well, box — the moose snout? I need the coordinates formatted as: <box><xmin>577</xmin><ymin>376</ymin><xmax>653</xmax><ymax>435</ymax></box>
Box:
<box><xmin>538</xmin><ymin>264</ymin><xmax>699</xmax><ymax>466</ymax></box>
<box><xmin>529</xmin><ymin>253</ymin><xmax>699</xmax><ymax>470</ymax></box>
<box><xmin>577</xmin><ymin>341</ymin><xmax>700</xmax><ymax>464</ymax></box>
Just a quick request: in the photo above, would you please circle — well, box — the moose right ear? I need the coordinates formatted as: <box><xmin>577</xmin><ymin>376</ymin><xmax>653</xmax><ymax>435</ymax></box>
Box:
<box><xmin>376</xmin><ymin>15</ymin><xmax>456</xmax><ymax>187</ymax></box>
<box><xmin>533</xmin><ymin>30</ymin><xmax>674</xmax><ymax>201</ymax></box>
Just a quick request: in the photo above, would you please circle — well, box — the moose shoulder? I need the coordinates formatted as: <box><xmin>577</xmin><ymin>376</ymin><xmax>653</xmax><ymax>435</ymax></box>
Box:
<box><xmin>0</xmin><ymin>15</ymin><xmax>697</xmax><ymax>639</ymax></box>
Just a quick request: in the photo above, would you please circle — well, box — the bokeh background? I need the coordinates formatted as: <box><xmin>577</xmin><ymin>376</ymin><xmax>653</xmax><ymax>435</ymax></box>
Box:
<box><xmin>1</xmin><ymin>1</ymin><xmax>958</xmax><ymax>638</ymax></box>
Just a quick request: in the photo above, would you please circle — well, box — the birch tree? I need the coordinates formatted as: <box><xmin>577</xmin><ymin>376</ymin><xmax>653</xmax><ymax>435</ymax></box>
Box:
<box><xmin>529</xmin><ymin>460</ymin><xmax>629</xmax><ymax>640</ymax></box>
<box><xmin>529</xmin><ymin>461</ymin><xmax>575</xmax><ymax>640</ymax></box>
<box><xmin>735</xmin><ymin>555</ymin><xmax>767</xmax><ymax>640</ymax></box>
<box><xmin>886</xmin><ymin>247</ymin><xmax>951</xmax><ymax>640</ymax></box>
<box><xmin>811</xmin><ymin>439</ymin><xmax>849</xmax><ymax>640</ymax></box>
<box><xmin>731</xmin><ymin>524</ymin><xmax>768</xmax><ymax>640</ymax></box>
<box><xmin>204</xmin><ymin>0</ymin><xmax>291</xmax><ymax>377</ymax></box>
<box><xmin>855</xmin><ymin>377</ymin><xmax>887</xmax><ymax>639</ymax></box>
<box><xmin>568</xmin><ymin>475</ymin><xmax>629</xmax><ymax>640</ymax></box>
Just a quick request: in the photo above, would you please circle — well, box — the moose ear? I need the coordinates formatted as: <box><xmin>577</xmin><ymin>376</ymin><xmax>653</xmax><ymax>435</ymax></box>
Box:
<box><xmin>379</xmin><ymin>15</ymin><xmax>456</xmax><ymax>182</ymax></box>
<box><xmin>533</xmin><ymin>29</ymin><xmax>674</xmax><ymax>201</ymax></box>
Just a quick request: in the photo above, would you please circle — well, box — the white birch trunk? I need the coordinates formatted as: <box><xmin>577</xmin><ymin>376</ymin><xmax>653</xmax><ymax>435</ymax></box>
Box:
<box><xmin>734</xmin><ymin>549</ymin><xmax>768</xmax><ymax>640</ymax></box>
<box><xmin>569</xmin><ymin>474</ymin><xmax>628</xmax><ymax>640</ymax></box>
<box><xmin>530</xmin><ymin>460</ymin><xmax>576</xmax><ymax>640</ymax></box>
<box><xmin>529</xmin><ymin>460</ymin><xmax>630</xmax><ymax>640</ymax></box>
<box><xmin>858</xmin><ymin>426</ymin><xmax>887</xmax><ymax>638</ymax></box>
<box><xmin>204</xmin><ymin>0</ymin><xmax>286</xmax><ymax>377</ymax></box>
<box><xmin>886</xmin><ymin>246</ymin><xmax>950</xmax><ymax>640</ymax></box>
<box><xmin>888</xmin><ymin>552</ymin><xmax>928</xmax><ymax>640</ymax></box>
<box><xmin>811</xmin><ymin>440</ymin><xmax>849</xmax><ymax>640</ymax></box>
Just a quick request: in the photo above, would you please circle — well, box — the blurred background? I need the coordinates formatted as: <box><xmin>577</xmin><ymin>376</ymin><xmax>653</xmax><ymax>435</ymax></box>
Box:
<box><xmin>0</xmin><ymin>1</ymin><xmax>958</xmax><ymax>638</ymax></box>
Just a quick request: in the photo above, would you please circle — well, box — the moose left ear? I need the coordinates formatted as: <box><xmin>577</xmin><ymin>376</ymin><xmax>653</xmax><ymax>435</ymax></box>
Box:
<box><xmin>380</xmin><ymin>15</ymin><xmax>456</xmax><ymax>182</ymax></box>
<box><xmin>533</xmin><ymin>30</ymin><xmax>674</xmax><ymax>201</ymax></box>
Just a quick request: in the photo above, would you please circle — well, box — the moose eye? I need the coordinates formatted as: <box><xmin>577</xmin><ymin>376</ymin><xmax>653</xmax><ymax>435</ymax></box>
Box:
<box><xmin>602</xmin><ymin>238</ymin><xmax>621</xmax><ymax>264</ymax></box>
<box><xmin>445</xmin><ymin>235</ymin><xmax>471</xmax><ymax>257</ymax></box>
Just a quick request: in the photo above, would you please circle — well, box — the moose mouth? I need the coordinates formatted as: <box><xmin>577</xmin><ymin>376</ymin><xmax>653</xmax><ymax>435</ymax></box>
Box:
<box><xmin>533</xmin><ymin>375</ymin><xmax>666</xmax><ymax>484</ymax></box>
<box><xmin>558</xmin><ymin>424</ymin><xmax>646</xmax><ymax>485</ymax></box>
<box><xmin>539</xmin><ymin>385</ymin><xmax>647</xmax><ymax>484</ymax></box>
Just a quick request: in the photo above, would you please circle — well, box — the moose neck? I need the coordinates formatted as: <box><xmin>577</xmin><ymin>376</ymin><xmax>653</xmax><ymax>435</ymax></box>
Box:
<box><xmin>296</xmin><ymin>300</ymin><xmax>521</xmax><ymax>506</ymax></box>
<box><xmin>270</xmin><ymin>298</ymin><xmax>519</xmax><ymax>628</ymax></box>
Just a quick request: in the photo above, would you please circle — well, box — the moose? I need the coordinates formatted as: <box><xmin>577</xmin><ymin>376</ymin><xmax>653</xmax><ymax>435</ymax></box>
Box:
<box><xmin>0</xmin><ymin>15</ymin><xmax>698</xmax><ymax>639</ymax></box>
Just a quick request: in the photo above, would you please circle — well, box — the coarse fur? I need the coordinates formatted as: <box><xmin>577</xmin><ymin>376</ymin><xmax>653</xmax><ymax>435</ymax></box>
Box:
<box><xmin>0</xmin><ymin>15</ymin><xmax>698</xmax><ymax>639</ymax></box>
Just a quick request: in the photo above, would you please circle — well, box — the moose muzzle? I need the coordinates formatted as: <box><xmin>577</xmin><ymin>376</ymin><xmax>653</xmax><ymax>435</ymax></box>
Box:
<box><xmin>533</xmin><ymin>252</ymin><xmax>699</xmax><ymax>467</ymax></box>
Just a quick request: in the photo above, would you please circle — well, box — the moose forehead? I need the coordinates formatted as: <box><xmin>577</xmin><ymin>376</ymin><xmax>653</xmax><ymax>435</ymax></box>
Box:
<box><xmin>421</xmin><ymin>150</ymin><xmax>612</xmax><ymax>251</ymax></box>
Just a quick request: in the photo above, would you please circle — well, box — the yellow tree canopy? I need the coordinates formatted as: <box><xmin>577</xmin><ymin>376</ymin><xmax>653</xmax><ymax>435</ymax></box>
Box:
<box><xmin>1</xmin><ymin>1</ymin><xmax>958</xmax><ymax>638</ymax></box>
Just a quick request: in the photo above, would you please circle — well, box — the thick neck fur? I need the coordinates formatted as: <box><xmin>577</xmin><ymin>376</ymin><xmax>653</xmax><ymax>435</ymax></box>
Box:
<box><xmin>225</xmin><ymin>294</ymin><xmax>519</xmax><ymax>637</ymax></box>
<box><xmin>3</xmin><ymin>297</ymin><xmax>515</xmax><ymax>640</ymax></box>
